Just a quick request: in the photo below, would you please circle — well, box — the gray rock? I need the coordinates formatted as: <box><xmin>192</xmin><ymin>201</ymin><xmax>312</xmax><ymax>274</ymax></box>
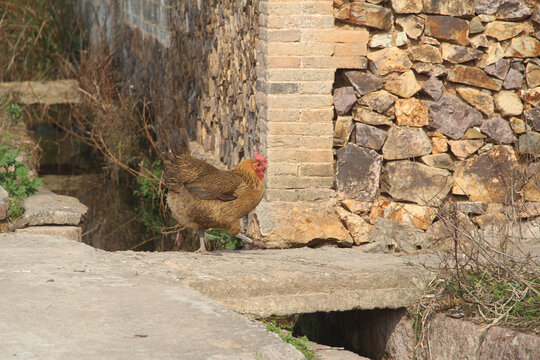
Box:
<box><xmin>518</xmin><ymin>132</ymin><xmax>540</xmax><ymax>157</ymax></box>
<box><xmin>533</xmin><ymin>6</ymin><xmax>540</xmax><ymax>24</ymax></box>
<box><xmin>441</xmin><ymin>43</ymin><xmax>484</xmax><ymax>64</ymax></box>
<box><xmin>425</xmin><ymin>94</ymin><xmax>483</xmax><ymax>140</ymax></box>
<box><xmin>511</xmin><ymin>60</ymin><xmax>526</xmax><ymax>71</ymax></box>
<box><xmin>484</xmin><ymin>59</ymin><xmax>509</xmax><ymax>80</ymax></box>
<box><xmin>422</xmin><ymin>76</ymin><xmax>444</xmax><ymax>100</ymax></box>
<box><xmin>16</xmin><ymin>226</ymin><xmax>82</xmax><ymax>242</ymax></box>
<box><xmin>336</xmin><ymin>143</ymin><xmax>383</xmax><ymax>201</ymax></box>
<box><xmin>344</xmin><ymin>71</ymin><xmax>383</xmax><ymax>96</ymax></box>
<box><xmin>368</xmin><ymin>218</ymin><xmax>428</xmax><ymax>254</ymax></box>
<box><xmin>468</xmin><ymin>16</ymin><xmax>485</xmax><ymax>34</ymax></box>
<box><xmin>382</xmin><ymin>126</ymin><xmax>432</xmax><ymax>160</ymax></box>
<box><xmin>524</xmin><ymin>109</ymin><xmax>540</xmax><ymax>131</ymax></box>
<box><xmin>480</xmin><ymin>116</ymin><xmax>517</xmax><ymax>144</ymax></box>
<box><xmin>23</xmin><ymin>193</ymin><xmax>87</xmax><ymax>226</ymax></box>
<box><xmin>503</xmin><ymin>68</ymin><xmax>524</xmax><ymax>89</ymax></box>
<box><xmin>352</xmin><ymin>106</ymin><xmax>393</xmax><ymax>125</ymax></box>
<box><xmin>382</xmin><ymin>161</ymin><xmax>453</xmax><ymax>206</ymax></box>
<box><xmin>455</xmin><ymin>201</ymin><xmax>488</xmax><ymax>215</ymax></box>
<box><xmin>358</xmin><ymin>90</ymin><xmax>397</xmax><ymax>114</ymax></box>
<box><xmin>420</xmin><ymin>153</ymin><xmax>455</xmax><ymax>170</ymax></box>
<box><xmin>476</xmin><ymin>0</ymin><xmax>532</xmax><ymax>20</ymax></box>
<box><xmin>423</xmin><ymin>0</ymin><xmax>475</xmax><ymax>16</ymax></box>
<box><xmin>355</xmin><ymin>123</ymin><xmax>387</xmax><ymax>150</ymax></box>
<box><xmin>334</xmin><ymin>87</ymin><xmax>357</xmax><ymax>115</ymax></box>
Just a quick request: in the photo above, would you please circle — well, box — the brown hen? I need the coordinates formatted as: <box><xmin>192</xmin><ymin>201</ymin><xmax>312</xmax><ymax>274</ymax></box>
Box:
<box><xmin>161</xmin><ymin>129</ymin><xmax>268</xmax><ymax>253</ymax></box>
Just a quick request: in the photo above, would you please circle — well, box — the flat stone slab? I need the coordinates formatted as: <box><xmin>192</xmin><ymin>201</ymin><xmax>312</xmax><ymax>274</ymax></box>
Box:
<box><xmin>16</xmin><ymin>225</ymin><xmax>82</xmax><ymax>242</ymax></box>
<box><xmin>0</xmin><ymin>80</ymin><xmax>80</xmax><ymax>104</ymax></box>
<box><xmin>134</xmin><ymin>247</ymin><xmax>434</xmax><ymax>318</ymax></box>
<box><xmin>0</xmin><ymin>233</ymin><xmax>303</xmax><ymax>360</ymax></box>
<box><xmin>23</xmin><ymin>192</ymin><xmax>88</xmax><ymax>226</ymax></box>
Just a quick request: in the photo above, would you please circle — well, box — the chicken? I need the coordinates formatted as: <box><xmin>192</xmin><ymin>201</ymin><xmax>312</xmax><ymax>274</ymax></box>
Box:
<box><xmin>161</xmin><ymin>129</ymin><xmax>268</xmax><ymax>253</ymax></box>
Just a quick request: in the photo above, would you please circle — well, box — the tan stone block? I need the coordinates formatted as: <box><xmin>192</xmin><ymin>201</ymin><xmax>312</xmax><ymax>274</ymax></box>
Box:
<box><xmin>299</xmin><ymin>135</ymin><xmax>334</xmax><ymax>148</ymax></box>
<box><xmin>268</xmin><ymin>122</ymin><xmax>333</xmax><ymax>136</ymax></box>
<box><xmin>300</xmin><ymin>107</ymin><xmax>334</xmax><ymax>122</ymax></box>
<box><xmin>266</xmin><ymin>108</ymin><xmax>301</xmax><ymax>122</ymax></box>
<box><xmin>301</xmin><ymin>28</ymin><xmax>370</xmax><ymax>43</ymax></box>
<box><xmin>301</xmin><ymin>56</ymin><xmax>368</xmax><ymax>69</ymax></box>
<box><xmin>267</xmin><ymin>94</ymin><xmax>333</xmax><ymax>109</ymax></box>
<box><xmin>299</xmin><ymin>163</ymin><xmax>334</xmax><ymax>177</ymax></box>
<box><xmin>431</xmin><ymin>137</ymin><xmax>448</xmax><ymax>154</ymax></box>
<box><xmin>267</xmin><ymin>135</ymin><xmax>302</xmax><ymax>148</ymax></box>
<box><xmin>266</xmin><ymin>69</ymin><xmax>335</xmax><ymax>81</ymax></box>
<box><xmin>265</xmin><ymin>15</ymin><xmax>334</xmax><ymax>29</ymax></box>
<box><xmin>299</xmin><ymin>82</ymin><xmax>334</xmax><ymax>94</ymax></box>
<box><xmin>263</xmin><ymin>2</ymin><xmax>333</xmax><ymax>16</ymax></box>
<box><xmin>265</xmin><ymin>161</ymin><xmax>298</xmax><ymax>176</ymax></box>
<box><xmin>334</xmin><ymin>43</ymin><xmax>368</xmax><ymax>56</ymax></box>
<box><xmin>298</xmin><ymin>188</ymin><xmax>335</xmax><ymax>201</ymax></box>
<box><xmin>260</xmin><ymin>29</ymin><xmax>301</xmax><ymax>42</ymax></box>
<box><xmin>267</xmin><ymin>148</ymin><xmax>333</xmax><ymax>162</ymax></box>
<box><xmin>264</xmin><ymin>189</ymin><xmax>299</xmax><ymax>202</ymax></box>
<box><xmin>267</xmin><ymin>56</ymin><xmax>301</xmax><ymax>68</ymax></box>
<box><xmin>267</xmin><ymin>42</ymin><xmax>334</xmax><ymax>56</ymax></box>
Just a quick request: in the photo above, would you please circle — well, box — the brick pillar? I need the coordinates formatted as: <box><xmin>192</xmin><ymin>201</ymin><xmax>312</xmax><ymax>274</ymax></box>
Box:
<box><xmin>253</xmin><ymin>0</ymin><xmax>369</xmax><ymax>246</ymax></box>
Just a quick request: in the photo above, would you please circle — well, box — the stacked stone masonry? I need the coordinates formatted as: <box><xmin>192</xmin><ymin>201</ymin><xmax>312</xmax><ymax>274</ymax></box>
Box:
<box><xmin>331</xmin><ymin>0</ymin><xmax>540</xmax><ymax>253</ymax></box>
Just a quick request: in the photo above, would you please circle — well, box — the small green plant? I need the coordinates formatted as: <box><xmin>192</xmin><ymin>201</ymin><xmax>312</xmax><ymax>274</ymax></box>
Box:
<box><xmin>0</xmin><ymin>145</ymin><xmax>42</xmax><ymax>221</ymax></box>
<box><xmin>206</xmin><ymin>229</ymin><xmax>243</xmax><ymax>250</ymax></box>
<box><xmin>265</xmin><ymin>320</ymin><xmax>315</xmax><ymax>360</ymax></box>
<box><xmin>5</xmin><ymin>103</ymin><xmax>22</xmax><ymax>120</ymax></box>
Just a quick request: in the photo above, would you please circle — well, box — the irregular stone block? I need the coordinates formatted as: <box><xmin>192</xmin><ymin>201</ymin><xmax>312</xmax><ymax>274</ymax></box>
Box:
<box><xmin>520</xmin><ymin>163</ymin><xmax>540</xmax><ymax>202</ymax></box>
<box><xmin>468</xmin><ymin>16</ymin><xmax>484</xmax><ymax>34</ymax></box>
<box><xmin>484</xmin><ymin>59</ymin><xmax>509</xmax><ymax>80</ymax></box>
<box><xmin>477</xmin><ymin>43</ymin><xmax>505</xmax><ymax>68</ymax></box>
<box><xmin>425</xmin><ymin>15</ymin><xmax>469</xmax><ymax>46</ymax></box>
<box><xmin>484</xmin><ymin>21</ymin><xmax>533</xmax><ymax>41</ymax></box>
<box><xmin>334</xmin><ymin>116</ymin><xmax>354</xmax><ymax>147</ymax></box>
<box><xmin>391</xmin><ymin>0</ymin><xmax>423</xmax><ymax>14</ymax></box>
<box><xmin>518</xmin><ymin>132</ymin><xmax>540</xmax><ymax>157</ymax></box>
<box><xmin>396</xmin><ymin>15</ymin><xmax>424</xmax><ymax>40</ymax></box>
<box><xmin>369</xmin><ymin>32</ymin><xmax>408</xmax><ymax>49</ymax></box>
<box><xmin>335</xmin><ymin>206</ymin><xmax>373</xmax><ymax>245</ymax></box>
<box><xmin>344</xmin><ymin>2</ymin><xmax>393</xmax><ymax>30</ymax></box>
<box><xmin>521</xmin><ymin>87</ymin><xmax>540</xmax><ymax>107</ymax></box>
<box><xmin>502</xmin><ymin>68</ymin><xmax>524</xmax><ymax>89</ymax></box>
<box><xmin>470</xmin><ymin>34</ymin><xmax>489</xmax><ymax>49</ymax></box>
<box><xmin>524</xmin><ymin>109</ymin><xmax>540</xmax><ymax>131</ymax></box>
<box><xmin>369</xmin><ymin>200</ymin><xmax>436</xmax><ymax>230</ymax></box>
<box><xmin>23</xmin><ymin>193</ymin><xmax>88</xmax><ymax>226</ymax></box>
<box><xmin>357</xmin><ymin>90</ymin><xmax>397</xmax><ymax>113</ymax></box>
<box><xmin>367</xmin><ymin>218</ymin><xmax>430</xmax><ymax>254</ymax></box>
<box><xmin>456</xmin><ymin>86</ymin><xmax>494</xmax><ymax>115</ymax></box>
<box><xmin>447</xmin><ymin>65</ymin><xmax>502</xmax><ymax>91</ymax></box>
<box><xmin>408</xmin><ymin>44</ymin><xmax>442</xmax><ymax>63</ymax></box>
<box><xmin>480</xmin><ymin>116</ymin><xmax>516</xmax><ymax>144</ymax></box>
<box><xmin>476</xmin><ymin>0</ymin><xmax>533</xmax><ymax>21</ymax></box>
<box><xmin>16</xmin><ymin>226</ymin><xmax>82</xmax><ymax>242</ymax></box>
<box><xmin>395</xmin><ymin>98</ymin><xmax>428</xmax><ymax>127</ymax></box>
<box><xmin>423</xmin><ymin>0</ymin><xmax>475</xmax><ymax>16</ymax></box>
<box><xmin>382</xmin><ymin>161</ymin><xmax>452</xmax><ymax>206</ymax></box>
<box><xmin>355</xmin><ymin>123</ymin><xmax>387</xmax><ymax>150</ymax></box>
<box><xmin>383</xmin><ymin>70</ymin><xmax>421</xmax><ymax>98</ymax></box>
<box><xmin>425</xmin><ymin>93</ymin><xmax>483</xmax><ymax>140</ymax></box>
<box><xmin>509</xmin><ymin>117</ymin><xmax>527</xmax><ymax>134</ymax></box>
<box><xmin>353</xmin><ymin>106</ymin><xmax>393</xmax><ymax>125</ymax></box>
<box><xmin>448</xmin><ymin>139</ymin><xmax>484</xmax><ymax>160</ymax></box>
<box><xmin>382</xmin><ymin>126</ymin><xmax>432</xmax><ymax>160</ymax></box>
<box><xmin>367</xmin><ymin>47</ymin><xmax>412</xmax><ymax>76</ymax></box>
<box><xmin>441</xmin><ymin>43</ymin><xmax>483</xmax><ymax>64</ymax></box>
<box><xmin>340</xmin><ymin>199</ymin><xmax>373</xmax><ymax>215</ymax></box>
<box><xmin>344</xmin><ymin>71</ymin><xmax>383</xmax><ymax>96</ymax></box>
<box><xmin>455</xmin><ymin>201</ymin><xmax>488</xmax><ymax>215</ymax></box>
<box><xmin>494</xmin><ymin>90</ymin><xmax>523</xmax><ymax>116</ymax></box>
<box><xmin>505</xmin><ymin>36</ymin><xmax>540</xmax><ymax>58</ymax></box>
<box><xmin>526</xmin><ymin>62</ymin><xmax>540</xmax><ymax>88</ymax></box>
<box><xmin>412</xmin><ymin>62</ymin><xmax>446</xmax><ymax>77</ymax></box>
<box><xmin>336</xmin><ymin>143</ymin><xmax>383</xmax><ymax>201</ymax></box>
<box><xmin>431</xmin><ymin>136</ymin><xmax>448</xmax><ymax>154</ymax></box>
<box><xmin>334</xmin><ymin>87</ymin><xmax>357</xmax><ymax>116</ymax></box>
<box><xmin>420</xmin><ymin>153</ymin><xmax>455</xmax><ymax>170</ymax></box>
<box><xmin>421</xmin><ymin>76</ymin><xmax>443</xmax><ymax>101</ymax></box>
<box><xmin>453</xmin><ymin>145</ymin><xmax>521</xmax><ymax>202</ymax></box>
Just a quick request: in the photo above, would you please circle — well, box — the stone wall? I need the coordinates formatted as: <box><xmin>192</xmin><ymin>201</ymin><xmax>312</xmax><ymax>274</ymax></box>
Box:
<box><xmin>330</xmin><ymin>0</ymin><xmax>540</xmax><ymax>252</ymax></box>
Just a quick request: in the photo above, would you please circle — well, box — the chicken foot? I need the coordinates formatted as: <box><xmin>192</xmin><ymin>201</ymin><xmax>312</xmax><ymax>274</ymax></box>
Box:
<box><xmin>237</xmin><ymin>217</ymin><xmax>277</xmax><ymax>249</ymax></box>
<box><xmin>195</xmin><ymin>228</ymin><xmax>222</xmax><ymax>255</ymax></box>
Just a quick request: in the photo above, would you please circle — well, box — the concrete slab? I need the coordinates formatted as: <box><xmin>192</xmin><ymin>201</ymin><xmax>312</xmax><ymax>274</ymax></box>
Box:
<box><xmin>0</xmin><ymin>233</ymin><xmax>303</xmax><ymax>360</ymax></box>
<box><xmin>131</xmin><ymin>247</ymin><xmax>434</xmax><ymax>318</ymax></box>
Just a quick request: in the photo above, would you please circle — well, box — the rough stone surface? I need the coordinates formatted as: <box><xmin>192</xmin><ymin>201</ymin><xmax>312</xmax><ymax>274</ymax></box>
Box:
<box><xmin>382</xmin><ymin>161</ymin><xmax>452</xmax><ymax>206</ymax></box>
<box><xmin>367</xmin><ymin>218</ymin><xmax>430</xmax><ymax>254</ymax></box>
<box><xmin>369</xmin><ymin>200</ymin><xmax>436</xmax><ymax>230</ymax></box>
<box><xmin>441</xmin><ymin>43</ymin><xmax>483</xmax><ymax>64</ymax></box>
<box><xmin>334</xmin><ymin>87</ymin><xmax>357</xmax><ymax>116</ymax></box>
<box><xmin>334</xmin><ymin>116</ymin><xmax>354</xmax><ymax>147</ymax></box>
<box><xmin>453</xmin><ymin>145</ymin><xmax>521</xmax><ymax>202</ymax></box>
<box><xmin>476</xmin><ymin>0</ymin><xmax>533</xmax><ymax>21</ymax></box>
<box><xmin>484</xmin><ymin>59</ymin><xmax>509</xmax><ymax>80</ymax></box>
<box><xmin>336</xmin><ymin>144</ymin><xmax>383</xmax><ymax>201</ymax></box>
<box><xmin>456</xmin><ymin>86</ymin><xmax>494</xmax><ymax>115</ymax></box>
<box><xmin>0</xmin><ymin>80</ymin><xmax>80</xmax><ymax>105</ymax></box>
<box><xmin>16</xmin><ymin>226</ymin><xmax>83</xmax><ymax>242</ymax></box>
<box><xmin>0</xmin><ymin>233</ymin><xmax>305</xmax><ymax>360</ymax></box>
<box><xmin>367</xmin><ymin>47</ymin><xmax>413</xmax><ymax>75</ymax></box>
<box><xmin>526</xmin><ymin>62</ymin><xmax>540</xmax><ymax>88</ymax></box>
<box><xmin>503</xmin><ymin>68</ymin><xmax>524</xmax><ymax>89</ymax></box>
<box><xmin>422</xmin><ymin>76</ymin><xmax>444</xmax><ymax>100</ymax></box>
<box><xmin>413</xmin><ymin>63</ymin><xmax>446</xmax><ymax>77</ymax></box>
<box><xmin>344</xmin><ymin>2</ymin><xmax>393</xmax><ymax>30</ymax></box>
<box><xmin>468</xmin><ymin>16</ymin><xmax>484</xmax><ymax>34</ymax></box>
<box><xmin>505</xmin><ymin>36</ymin><xmax>540</xmax><ymax>58</ymax></box>
<box><xmin>344</xmin><ymin>71</ymin><xmax>384</xmax><ymax>96</ymax></box>
<box><xmin>509</xmin><ymin>117</ymin><xmax>527</xmax><ymax>134</ymax></box>
<box><xmin>355</xmin><ymin>123</ymin><xmax>387</xmax><ymax>150</ymax></box>
<box><xmin>520</xmin><ymin>164</ymin><xmax>540</xmax><ymax>201</ymax></box>
<box><xmin>518</xmin><ymin>132</ymin><xmax>540</xmax><ymax>156</ymax></box>
<box><xmin>494</xmin><ymin>90</ymin><xmax>523</xmax><ymax>116</ymax></box>
<box><xmin>391</xmin><ymin>0</ymin><xmax>423</xmax><ymax>14</ymax></box>
<box><xmin>425</xmin><ymin>94</ymin><xmax>483</xmax><ymax>140</ymax></box>
<box><xmin>335</xmin><ymin>206</ymin><xmax>373</xmax><ymax>245</ymax></box>
<box><xmin>23</xmin><ymin>193</ymin><xmax>88</xmax><ymax>226</ymax></box>
<box><xmin>455</xmin><ymin>202</ymin><xmax>488</xmax><ymax>215</ymax></box>
<box><xmin>420</xmin><ymin>153</ymin><xmax>455</xmax><ymax>170</ymax></box>
<box><xmin>340</xmin><ymin>199</ymin><xmax>373</xmax><ymax>215</ymax></box>
<box><xmin>423</xmin><ymin>0</ymin><xmax>475</xmax><ymax>16</ymax></box>
<box><xmin>447</xmin><ymin>65</ymin><xmax>502</xmax><ymax>91</ymax></box>
<box><xmin>383</xmin><ymin>70</ymin><xmax>422</xmax><ymax>98</ymax></box>
<box><xmin>431</xmin><ymin>137</ymin><xmax>449</xmax><ymax>154</ymax></box>
<box><xmin>353</xmin><ymin>106</ymin><xmax>393</xmax><ymax>125</ymax></box>
<box><xmin>357</xmin><ymin>90</ymin><xmax>397</xmax><ymax>113</ymax></box>
<box><xmin>524</xmin><ymin>109</ymin><xmax>540</xmax><ymax>131</ymax></box>
<box><xmin>369</xmin><ymin>32</ymin><xmax>408</xmax><ymax>48</ymax></box>
<box><xmin>396</xmin><ymin>15</ymin><xmax>424</xmax><ymax>40</ymax></box>
<box><xmin>448</xmin><ymin>139</ymin><xmax>484</xmax><ymax>160</ymax></box>
<box><xmin>484</xmin><ymin>21</ymin><xmax>533</xmax><ymax>41</ymax></box>
<box><xmin>395</xmin><ymin>98</ymin><xmax>429</xmax><ymax>126</ymax></box>
<box><xmin>521</xmin><ymin>87</ymin><xmax>540</xmax><ymax>107</ymax></box>
<box><xmin>382</xmin><ymin>126</ymin><xmax>432</xmax><ymax>160</ymax></box>
<box><xmin>425</xmin><ymin>15</ymin><xmax>469</xmax><ymax>46</ymax></box>
<box><xmin>408</xmin><ymin>44</ymin><xmax>443</xmax><ymax>63</ymax></box>
<box><xmin>478</xmin><ymin>43</ymin><xmax>505</xmax><ymax>68</ymax></box>
<box><xmin>480</xmin><ymin>116</ymin><xmax>517</xmax><ymax>144</ymax></box>
<box><xmin>470</xmin><ymin>34</ymin><xmax>489</xmax><ymax>49</ymax></box>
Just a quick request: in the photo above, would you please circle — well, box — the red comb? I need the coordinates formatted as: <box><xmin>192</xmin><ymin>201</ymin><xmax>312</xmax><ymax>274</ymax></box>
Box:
<box><xmin>254</xmin><ymin>152</ymin><xmax>268</xmax><ymax>168</ymax></box>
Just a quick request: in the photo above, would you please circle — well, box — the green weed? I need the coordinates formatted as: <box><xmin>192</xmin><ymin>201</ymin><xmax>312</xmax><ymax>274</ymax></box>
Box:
<box><xmin>265</xmin><ymin>320</ymin><xmax>315</xmax><ymax>360</ymax></box>
<box><xmin>5</xmin><ymin>103</ymin><xmax>22</xmax><ymax>120</ymax></box>
<box><xmin>206</xmin><ymin>229</ymin><xmax>243</xmax><ymax>250</ymax></box>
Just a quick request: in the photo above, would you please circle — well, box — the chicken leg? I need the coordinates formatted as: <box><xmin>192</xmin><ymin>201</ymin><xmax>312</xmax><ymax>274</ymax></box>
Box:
<box><xmin>197</xmin><ymin>228</ymin><xmax>207</xmax><ymax>252</ymax></box>
<box><xmin>235</xmin><ymin>216</ymin><xmax>276</xmax><ymax>249</ymax></box>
